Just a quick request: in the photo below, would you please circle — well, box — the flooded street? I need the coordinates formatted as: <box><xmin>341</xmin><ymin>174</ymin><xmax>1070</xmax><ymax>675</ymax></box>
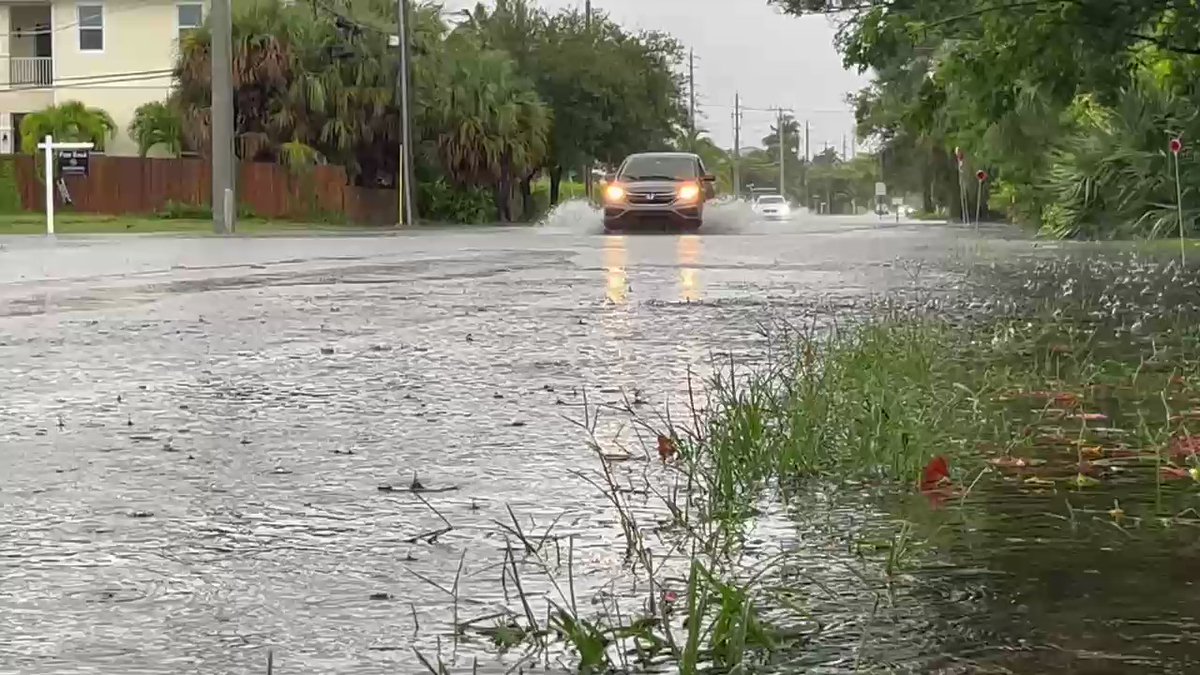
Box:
<box><xmin>1</xmin><ymin>207</ymin><xmax>1189</xmax><ymax>673</ymax></box>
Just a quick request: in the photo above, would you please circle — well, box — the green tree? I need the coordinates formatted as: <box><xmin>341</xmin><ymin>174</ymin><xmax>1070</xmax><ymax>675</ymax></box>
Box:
<box><xmin>19</xmin><ymin>101</ymin><xmax>115</xmax><ymax>155</ymax></box>
<box><xmin>459</xmin><ymin>0</ymin><xmax>687</xmax><ymax>204</ymax></box>
<box><xmin>128</xmin><ymin>101</ymin><xmax>184</xmax><ymax>157</ymax></box>
<box><xmin>425</xmin><ymin>38</ymin><xmax>551</xmax><ymax>220</ymax></box>
<box><xmin>773</xmin><ymin>0</ymin><xmax>1200</xmax><ymax>234</ymax></box>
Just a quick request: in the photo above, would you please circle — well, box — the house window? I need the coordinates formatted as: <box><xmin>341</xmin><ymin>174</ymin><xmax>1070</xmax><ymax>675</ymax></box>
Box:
<box><xmin>177</xmin><ymin>3</ymin><xmax>203</xmax><ymax>41</ymax></box>
<box><xmin>78</xmin><ymin>4</ymin><xmax>103</xmax><ymax>52</ymax></box>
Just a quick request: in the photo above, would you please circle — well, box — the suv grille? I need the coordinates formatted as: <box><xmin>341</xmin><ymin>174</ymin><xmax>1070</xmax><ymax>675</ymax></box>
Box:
<box><xmin>627</xmin><ymin>191</ymin><xmax>674</xmax><ymax>205</ymax></box>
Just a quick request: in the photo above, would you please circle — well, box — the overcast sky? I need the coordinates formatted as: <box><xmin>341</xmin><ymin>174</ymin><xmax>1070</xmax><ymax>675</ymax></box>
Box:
<box><xmin>439</xmin><ymin>0</ymin><xmax>869</xmax><ymax>155</ymax></box>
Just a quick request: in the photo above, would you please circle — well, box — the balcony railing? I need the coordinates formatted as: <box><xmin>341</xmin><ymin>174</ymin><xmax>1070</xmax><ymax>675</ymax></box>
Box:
<box><xmin>10</xmin><ymin>57</ymin><xmax>52</xmax><ymax>87</ymax></box>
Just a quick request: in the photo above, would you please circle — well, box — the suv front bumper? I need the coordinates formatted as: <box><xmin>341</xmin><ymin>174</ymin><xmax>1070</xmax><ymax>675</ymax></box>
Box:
<box><xmin>603</xmin><ymin>202</ymin><xmax>703</xmax><ymax>229</ymax></box>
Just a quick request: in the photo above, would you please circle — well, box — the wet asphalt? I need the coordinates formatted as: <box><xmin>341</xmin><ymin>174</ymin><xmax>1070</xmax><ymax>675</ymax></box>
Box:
<box><xmin>0</xmin><ymin>204</ymin><xmax>1017</xmax><ymax>672</ymax></box>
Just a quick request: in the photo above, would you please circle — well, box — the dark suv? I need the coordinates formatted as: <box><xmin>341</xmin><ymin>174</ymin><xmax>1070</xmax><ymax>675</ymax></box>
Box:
<box><xmin>601</xmin><ymin>152</ymin><xmax>716</xmax><ymax>232</ymax></box>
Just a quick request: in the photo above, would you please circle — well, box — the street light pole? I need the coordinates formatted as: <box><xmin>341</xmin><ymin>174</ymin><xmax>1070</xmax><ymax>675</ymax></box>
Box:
<box><xmin>210</xmin><ymin>0</ymin><xmax>235</xmax><ymax>234</ymax></box>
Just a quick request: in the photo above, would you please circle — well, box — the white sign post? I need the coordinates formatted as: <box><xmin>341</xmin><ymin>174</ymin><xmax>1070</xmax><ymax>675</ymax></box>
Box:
<box><xmin>36</xmin><ymin>135</ymin><xmax>94</xmax><ymax>235</ymax></box>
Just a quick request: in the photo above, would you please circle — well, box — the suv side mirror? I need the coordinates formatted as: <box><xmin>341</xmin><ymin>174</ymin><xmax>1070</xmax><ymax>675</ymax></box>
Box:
<box><xmin>701</xmin><ymin>174</ymin><xmax>716</xmax><ymax>182</ymax></box>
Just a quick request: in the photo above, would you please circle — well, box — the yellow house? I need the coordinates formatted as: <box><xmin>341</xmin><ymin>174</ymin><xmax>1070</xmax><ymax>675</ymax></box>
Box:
<box><xmin>0</xmin><ymin>0</ymin><xmax>207</xmax><ymax>156</ymax></box>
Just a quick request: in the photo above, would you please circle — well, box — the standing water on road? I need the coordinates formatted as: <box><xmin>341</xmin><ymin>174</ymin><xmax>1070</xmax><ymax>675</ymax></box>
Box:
<box><xmin>1</xmin><ymin>224</ymin><xmax>1198</xmax><ymax>673</ymax></box>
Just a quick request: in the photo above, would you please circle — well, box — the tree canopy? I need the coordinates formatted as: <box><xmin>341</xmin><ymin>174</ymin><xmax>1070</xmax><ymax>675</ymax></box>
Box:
<box><xmin>151</xmin><ymin>0</ymin><xmax>688</xmax><ymax>221</ymax></box>
<box><xmin>775</xmin><ymin>0</ymin><xmax>1200</xmax><ymax>237</ymax></box>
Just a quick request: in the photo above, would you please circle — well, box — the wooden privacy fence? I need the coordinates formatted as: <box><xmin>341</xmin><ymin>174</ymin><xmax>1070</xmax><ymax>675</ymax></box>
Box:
<box><xmin>7</xmin><ymin>155</ymin><xmax>398</xmax><ymax>225</ymax></box>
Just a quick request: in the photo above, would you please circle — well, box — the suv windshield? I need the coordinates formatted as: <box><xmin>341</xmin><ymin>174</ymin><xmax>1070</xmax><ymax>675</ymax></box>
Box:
<box><xmin>620</xmin><ymin>155</ymin><xmax>697</xmax><ymax>181</ymax></box>
<box><xmin>758</xmin><ymin>196</ymin><xmax>784</xmax><ymax>204</ymax></box>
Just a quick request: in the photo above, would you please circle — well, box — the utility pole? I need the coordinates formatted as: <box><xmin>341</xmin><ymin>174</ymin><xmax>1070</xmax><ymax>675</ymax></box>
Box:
<box><xmin>583</xmin><ymin>0</ymin><xmax>593</xmax><ymax>199</ymax></box>
<box><xmin>777</xmin><ymin>108</ymin><xmax>785</xmax><ymax>197</ymax></box>
<box><xmin>803</xmin><ymin>119</ymin><xmax>810</xmax><ymax>210</ymax></box>
<box><xmin>210</xmin><ymin>0</ymin><xmax>234</xmax><ymax>234</ymax></box>
<box><xmin>842</xmin><ymin>134</ymin><xmax>847</xmax><ymax>162</ymax></box>
<box><xmin>732</xmin><ymin>92</ymin><xmax>741</xmax><ymax>198</ymax></box>
<box><xmin>688</xmin><ymin>49</ymin><xmax>695</xmax><ymax>135</ymax></box>
<box><xmin>395</xmin><ymin>0</ymin><xmax>415</xmax><ymax>226</ymax></box>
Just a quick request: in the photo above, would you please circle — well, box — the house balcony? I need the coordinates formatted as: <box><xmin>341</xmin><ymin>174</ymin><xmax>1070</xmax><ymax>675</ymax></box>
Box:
<box><xmin>9</xmin><ymin>55</ymin><xmax>51</xmax><ymax>87</ymax></box>
<box><xmin>0</xmin><ymin>3</ymin><xmax>55</xmax><ymax>113</ymax></box>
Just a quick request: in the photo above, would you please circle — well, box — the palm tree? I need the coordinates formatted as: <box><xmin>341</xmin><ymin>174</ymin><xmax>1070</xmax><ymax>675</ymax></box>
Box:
<box><xmin>19</xmin><ymin>101</ymin><xmax>115</xmax><ymax>154</ymax></box>
<box><xmin>128</xmin><ymin>101</ymin><xmax>184</xmax><ymax>157</ymax></box>
<box><xmin>173</xmin><ymin>0</ymin><xmax>448</xmax><ymax>190</ymax></box>
<box><xmin>426</xmin><ymin>41</ymin><xmax>550</xmax><ymax>220</ymax></box>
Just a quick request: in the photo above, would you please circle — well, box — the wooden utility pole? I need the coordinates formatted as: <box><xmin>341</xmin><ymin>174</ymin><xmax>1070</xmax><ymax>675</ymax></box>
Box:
<box><xmin>583</xmin><ymin>0</ymin><xmax>593</xmax><ymax>199</ymax></box>
<box><xmin>688</xmin><ymin>49</ymin><xmax>695</xmax><ymax>134</ymax></box>
<box><xmin>732</xmin><ymin>92</ymin><xmax>741</xmax><ymax>198</ymax></box>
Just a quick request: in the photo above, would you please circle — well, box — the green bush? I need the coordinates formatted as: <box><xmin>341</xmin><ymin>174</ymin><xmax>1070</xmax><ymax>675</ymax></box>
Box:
<box><xmin>0</xmin><ymin>157</ymin><xmax>23</xmax><ymax>213</ymax></box>
<box><xmin>417</xmin><ymin>179</ymin><xmax>494</xmax><ymax>224</ymax></box>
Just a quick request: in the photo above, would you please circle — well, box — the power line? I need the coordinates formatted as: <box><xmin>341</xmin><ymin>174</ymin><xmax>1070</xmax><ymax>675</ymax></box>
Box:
<box><xmin>703</xmin><ymin>104</ymin><xmax>850</xmax><ymax>114</ymax></box>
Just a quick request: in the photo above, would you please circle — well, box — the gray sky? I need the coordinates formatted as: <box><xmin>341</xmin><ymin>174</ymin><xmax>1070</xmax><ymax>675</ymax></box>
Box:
<box><xmin>440</xmin><ymin>0</ymin><xmax>869</xmax><ymax>156</ymax></box>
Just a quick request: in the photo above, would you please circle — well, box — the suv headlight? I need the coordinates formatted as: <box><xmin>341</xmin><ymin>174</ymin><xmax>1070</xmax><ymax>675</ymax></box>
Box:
<box><xmin>604</xmin><ymin>185</ymin><xmax>626</xmax><ymax>202</ymax></box>
<box><xmin>677</xmin><ymin>183</ymin><xmax>701</xmax><ymax>202</ymax></box>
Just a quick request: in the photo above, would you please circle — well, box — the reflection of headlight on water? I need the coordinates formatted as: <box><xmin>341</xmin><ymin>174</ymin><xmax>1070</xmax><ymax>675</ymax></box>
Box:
<box><xmin>603</xmin><ymin>236</ymin><xmax>628</xmax><ymax>304</ymax></box>
<box><xmin>677</xmin><ymin>234</ymin><xmax>702</xmax><ymax>302</ymax></box>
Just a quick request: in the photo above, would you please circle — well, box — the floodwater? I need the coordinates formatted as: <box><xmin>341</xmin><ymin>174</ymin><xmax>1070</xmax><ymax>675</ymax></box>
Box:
<box><xmin>0</xmin><ymin>204</ymin><xmax>1189</xmax><ymax>673</ymax></box>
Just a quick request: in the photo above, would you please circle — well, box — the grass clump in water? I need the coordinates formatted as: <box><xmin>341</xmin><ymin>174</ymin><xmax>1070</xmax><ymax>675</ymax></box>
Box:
<box><xmin>690</xmin><ymin>310</ymin><xmax>1200</xmax><ymax>517</ymax></box>
<box><xmin>689</xmin><ymin>319</ymin><xmax>997</xmax><ymax>513</ymax></box>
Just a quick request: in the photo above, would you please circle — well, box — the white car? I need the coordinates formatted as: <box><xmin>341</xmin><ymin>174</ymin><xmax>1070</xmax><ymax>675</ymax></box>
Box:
<box><xmin>752</xmin><ymin>194</ymin><xmax>790</xmax><ymax>220</ymax></box>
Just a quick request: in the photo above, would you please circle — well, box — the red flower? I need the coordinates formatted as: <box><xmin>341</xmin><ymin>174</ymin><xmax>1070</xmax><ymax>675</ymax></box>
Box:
<box><xmin>1170</xmin><ymin>138</ymin><xmax>1184</xmax><ymax>154</ymax></box>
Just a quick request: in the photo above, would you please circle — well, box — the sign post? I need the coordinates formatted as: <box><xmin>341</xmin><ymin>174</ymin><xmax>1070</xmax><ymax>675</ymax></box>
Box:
<box><xmin>36</xmin><ymin>135</ymin><xmax>93</xmax><ymax>235</ymax></box>
<box><xmin>874</xmin><ymin>182</ymin><xmax>886</xmax><ymax>219</ymax></box>
<box><xmin>1171</xmin><ymin>137</ymin><xmax>1185</xmax><ymax>265</ymax></box>
<box><xmin>975</xmin><ymin>169</ymin><xmax>988</xmax><ymax>228</ymax></box>
<box><xmin>955</xmin><ymin>147</ymin><xmax>968</xmax><ymax>224</ymax></box>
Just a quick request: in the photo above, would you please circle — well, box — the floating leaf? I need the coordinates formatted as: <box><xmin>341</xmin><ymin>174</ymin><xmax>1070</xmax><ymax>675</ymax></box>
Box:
<box><xmin>1160</xmin><ymin>466</ymin><xmax>1192</xmax><ymax>481</ymax></box>
<box><xmin>988</xmin><ymin>456</ymin><xmax>1031</xmax><ymax>469</ymax></box>
<box><xmin>920</xmin><ymin>456</ymin><xmax>951</xmax><ymax>492</ymax></box>
<box><xmin>1023</xmin><ymin>476</ymin><xmax>1056</xmax><ymax>487</ymax></box>
<box><xmin>656</xmin><ymin>434</ymin><xmax>677</xmax><ymax>462</ymax></box>
<box><xmin>1067</xmin><ymin>412</ymin><xmax>1108</xmax><ymax>422</ymax></box>
<box><xmin>1070</xmin><ymin>473</ymin><xmax>1101</xmax><ymax>488</ymax></box>
<box><xmin>1169</xmin><ymin>435</ymin><xmax>1200</xmax><ymax>463</ymax></box>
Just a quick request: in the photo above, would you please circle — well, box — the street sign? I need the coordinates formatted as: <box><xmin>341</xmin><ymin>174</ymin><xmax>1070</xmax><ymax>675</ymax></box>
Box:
<box><xmin>58</xmin><ymin>149</ymin><xmax>90</xmax><ymax>177</ymax></box>
<box><xmin>892</xmin><ymin>197</ymin><xmax>903</xmax><ymax>206</ymax></box>
<box><xmin>874</xmin><ymin>182</ymin><xmax>886</xmax><ymax>197</ymax></box>
<box><xmin>1171</xmin><ymin>138</ymin><xmax>1183</xmax><ymax>154</ymax></box>
<box><xmin>36</xmin><ymin>136</ymin><xmax>94</xmax><ymax>235</ymax></box>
